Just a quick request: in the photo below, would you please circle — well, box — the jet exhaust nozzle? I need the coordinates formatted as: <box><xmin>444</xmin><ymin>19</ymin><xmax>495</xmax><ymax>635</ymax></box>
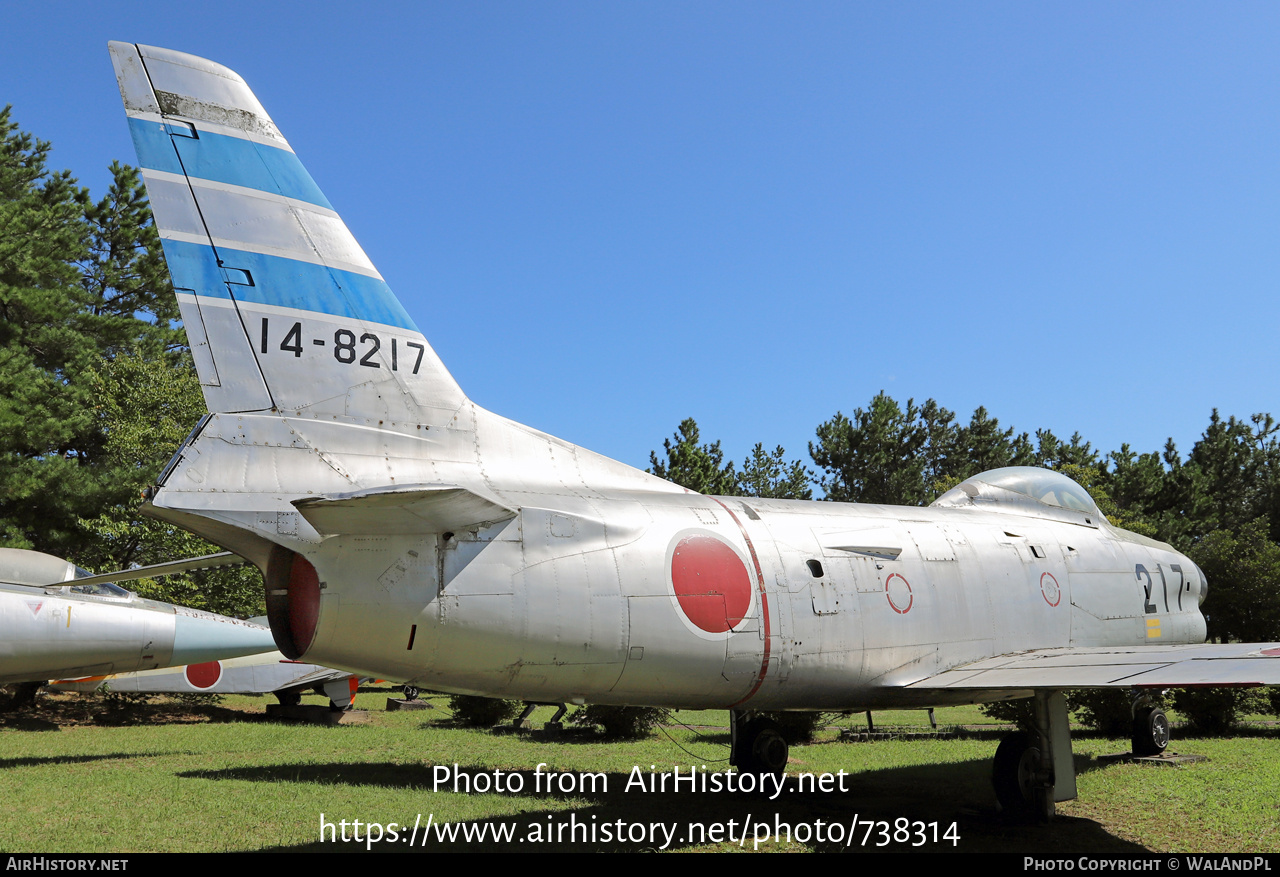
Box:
<box><xmin>265</xmin><ymin>546</ymin><xmax>320</xmax><ymax>660</ymax></box>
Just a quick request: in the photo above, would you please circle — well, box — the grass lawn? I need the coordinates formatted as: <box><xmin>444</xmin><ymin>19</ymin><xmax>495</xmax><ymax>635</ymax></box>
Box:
<box><xmin>1</xmin><ymin>688</ymin><xmax>1276</xmax><ymax>853</ymax></box>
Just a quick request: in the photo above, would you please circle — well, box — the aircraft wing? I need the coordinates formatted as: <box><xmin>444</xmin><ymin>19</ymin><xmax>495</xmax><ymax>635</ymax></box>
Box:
<box><xmin>64</xmin><ymin>552</ymin><xmax>244</xmax><ymax>588</ymax></box>
<box><xmin>51</xmin><ymin>656</ymin><xmax>355</xmax><ymax>694</ymax></box>
<box><xmin>908</xmin><ymin>642</ymin><xmax>1280</xmax><ymax>691</ymax></box>
<box><xmin>293</xmin><ymin>483</ymin><xmax>516</xmax><ymax>535</ymax></box>
<box><xmin>273</xmin><ymin>663</ymin><xmax>355</xmax><ymax>689</ymax></box>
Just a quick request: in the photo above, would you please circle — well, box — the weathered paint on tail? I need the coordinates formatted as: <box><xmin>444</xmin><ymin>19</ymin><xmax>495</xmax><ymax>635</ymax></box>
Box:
<box><xmin>108</xmin><ymin>42</ymin><xmax>465</xmax><ymax>423</ymax></box>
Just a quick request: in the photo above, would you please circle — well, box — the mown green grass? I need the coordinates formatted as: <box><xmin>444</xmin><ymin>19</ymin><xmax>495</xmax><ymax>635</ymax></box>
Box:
<box><xmin>2</xmin><ymin>689</ymin><xmax>1276</xmax><ymax>853</ymax></box>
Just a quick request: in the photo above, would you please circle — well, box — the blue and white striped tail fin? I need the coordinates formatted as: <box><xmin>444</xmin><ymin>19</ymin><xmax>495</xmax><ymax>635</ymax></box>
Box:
<box><xmin>108</xmin><ymin>43</ymin><xmax>465</xmax><ymax>421</ymax></box>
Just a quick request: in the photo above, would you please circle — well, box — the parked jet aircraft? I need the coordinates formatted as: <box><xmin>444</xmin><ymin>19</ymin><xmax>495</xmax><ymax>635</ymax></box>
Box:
<box><xmin>108</xmin><ymin>42</ymin><xmax>1280</xmax><ymax>819</ymax></box>
<box><xmin>0</xmin><ymin>547</ymin><xmax>276</xmax><ymax>702</ymax></box>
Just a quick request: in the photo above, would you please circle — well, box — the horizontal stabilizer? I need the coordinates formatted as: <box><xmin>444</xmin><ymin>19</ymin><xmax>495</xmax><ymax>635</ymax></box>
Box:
<box><xmin>293</xmin><ymin>484</ymin><xmax>516</xmax><ymax>535</ymax></box>
<box><xmin>909</xmin><ymin>643</ymin><xmax>1280</xmax><ymax>691</ymax></box>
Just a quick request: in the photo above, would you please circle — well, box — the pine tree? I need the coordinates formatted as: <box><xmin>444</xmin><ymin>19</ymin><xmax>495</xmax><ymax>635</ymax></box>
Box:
<box><xmin>737</xmin><ymin>443</ymin><xmax>813</xmax><ymax>500</ymax></box>
<box><xmin>810</xmin><ymin>393</ymin><xmax>935</xmax><ymax>505</ymax></box>
<box><xmin>647</xmin><ymin>418</ymin><xmax>740</xmax><ymax>496</ymax></box>
<box><xmin>0</xmin><ymin>109</ymin><xmax>183</xmax><ymax>559</ymax></box>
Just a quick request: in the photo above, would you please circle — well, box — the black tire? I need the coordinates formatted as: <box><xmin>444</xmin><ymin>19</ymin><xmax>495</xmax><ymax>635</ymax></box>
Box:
<box><xmin>402</xmin><ymin>685</ymin><xmax>420</xmax><ymax>702</ymax></box>
<box><xmin>1131</xmin><ymin>706</ymin><xmax>1170</xmax><ymax>756</ymax></box>
<box><xmin>274</xmin><ymin>689</ymin><xmax>302</xmax><ymax>707</ymax></box>
<box><xmin>741</xmin><ymin>718</ymin><xmax>789</xmax><ymax>781</ymax></box>
<box><xmin>993</xmin><ymin>732</ymin><xmax>1042</xmax><ymax>819</ymax></box>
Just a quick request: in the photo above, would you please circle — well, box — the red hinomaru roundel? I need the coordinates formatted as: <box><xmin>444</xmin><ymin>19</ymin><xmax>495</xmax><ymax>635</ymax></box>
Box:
<box><xmin>184</xmin><ymin>660</ymin><xmax>222</xmax><ymax>689</ymax></box>
<box><xmin>669</xmin><ymin>534</ymin><xmax>752</xmax><ymax>634</ymax></box>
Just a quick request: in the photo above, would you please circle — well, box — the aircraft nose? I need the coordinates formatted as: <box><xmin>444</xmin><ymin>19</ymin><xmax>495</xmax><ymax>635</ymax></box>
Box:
<box><xmin>170</xmin><ymin>610</ymin><xmax>276</xmax><ymax>665</ymax></box>
<box><xmin>1193</xmin><ymin>562</ymin><xmax>1208</xmax><ymax>606</ymax></box>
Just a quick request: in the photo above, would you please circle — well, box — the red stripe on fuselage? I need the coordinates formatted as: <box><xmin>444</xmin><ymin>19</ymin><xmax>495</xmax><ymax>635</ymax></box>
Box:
<box><xmin>712</xmin><ymin>498</ymin><xmax>771</xmax><ymax>707</ymax></box>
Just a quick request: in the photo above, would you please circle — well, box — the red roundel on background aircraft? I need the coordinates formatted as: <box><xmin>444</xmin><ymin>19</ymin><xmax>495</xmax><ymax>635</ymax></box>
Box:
<box><xmin>670</xmin><ymin>535</ymin><xmax>752</xmax><ymax>634</ymax></box>
<box><xmin>185</xmin><ymin>661</ymin><xmax>222</xmax><ymax>689</ymax></box>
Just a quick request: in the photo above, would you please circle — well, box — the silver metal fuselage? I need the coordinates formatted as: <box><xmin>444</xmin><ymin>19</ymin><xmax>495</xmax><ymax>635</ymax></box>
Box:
<box><xmin>148</xmin><ymin>408</ymin><xmax>1205</xmax><ymax>711</ymax></box>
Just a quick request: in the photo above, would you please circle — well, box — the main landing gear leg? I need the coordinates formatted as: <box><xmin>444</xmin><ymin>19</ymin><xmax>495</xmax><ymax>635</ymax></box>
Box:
<box><xmin>323</xmin><ymin>677</ymin><xmax>356</xmax><ymax>711</ymax></box>
<box><xmin>730</xmin><ymin>709</ymin><xmax>789</xmax><ymax>784</ymax></box>
<box><xmin>992</xmin><ymin>691</ymin><xmax>1077</xmax><ymax>822</ymax></box>
<box><xmin>1</xmin><ymin>681</ymin><xmax>43</xmax><ymax>711</ymax></box>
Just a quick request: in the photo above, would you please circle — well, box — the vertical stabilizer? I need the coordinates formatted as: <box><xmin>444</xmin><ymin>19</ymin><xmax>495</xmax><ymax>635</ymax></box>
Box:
<box><xmin>108</xmin><ymin>42</ymin><xmax>466</xmax><ymax>422</ymax></box>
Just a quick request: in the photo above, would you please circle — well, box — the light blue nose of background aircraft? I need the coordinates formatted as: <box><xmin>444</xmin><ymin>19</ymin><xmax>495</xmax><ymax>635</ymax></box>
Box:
<box><xmin>0</xmin><ymin>547</ymin><xmax>275</xmax><ymax>687</ymax></box>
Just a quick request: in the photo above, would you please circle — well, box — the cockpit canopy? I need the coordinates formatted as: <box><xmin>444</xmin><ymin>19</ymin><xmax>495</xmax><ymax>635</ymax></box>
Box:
<box><xmin>71</xmin><ymin>567</ymin><xmax>132</xmax><ymax>598</ymax></box>
<box><xmin>930</xmin><ymin>466</ymin><xmax>1104</xmax><ymax>523</ymax></box>
<box><xmin>0</xmin><ymin>548</ymin><xmax>132</xmax><ymax>598</ymax></box>
<box><xmin>0</xmin><ymin>547</ymin><xmax>75</xmax><ymax>587</ymax></box>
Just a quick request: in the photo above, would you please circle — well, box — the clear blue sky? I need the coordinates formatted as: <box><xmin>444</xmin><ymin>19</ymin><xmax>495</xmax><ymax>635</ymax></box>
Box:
<box><xmin>5</xmin><ymin>3</ymin><xmax>1278</xmax><ymax>478</ymax></box>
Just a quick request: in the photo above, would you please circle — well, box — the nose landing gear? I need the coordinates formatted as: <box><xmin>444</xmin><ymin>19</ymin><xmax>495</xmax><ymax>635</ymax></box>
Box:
<box><xmin>1131</xmin><ymin>705</ymin><xmax>1170</xmax><ymax>757</ymax></box>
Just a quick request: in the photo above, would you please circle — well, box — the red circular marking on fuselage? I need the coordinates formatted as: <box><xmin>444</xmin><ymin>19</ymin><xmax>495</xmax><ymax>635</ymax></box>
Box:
<box><xmin>1040</xmin><ymin>572</ymin><xmax>1062</xmax><ymax>607</ymax></box>
<box><xmin>885</xmin><ymin>573</ymin><xmax>913</xmax><ymax>614</ymax></box>
<box><xmin>185</xmin><ymin>661</ymin><xmax>222</xmax><ymax>689</ymax></box>
<box><xmin>670</xmin><ymin>535</ymin><xmax>752</xmax><ymax>634</ymax></box>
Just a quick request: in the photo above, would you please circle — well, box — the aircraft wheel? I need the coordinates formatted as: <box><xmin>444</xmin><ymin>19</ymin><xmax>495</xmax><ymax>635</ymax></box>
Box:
<box><xmin>402</xmin><ymin>685</ymin><xmax>420</xmax><ymax>702</ymax></box>
<box><xmin>1131</xmin><ymin>706</ymin><xmax>1170</xmax><ymax>757</ymax></box>
<box><xmin>993</xmin><ymin>732</ymin><xmax>1049</xmax><ymax>821</ymax></box>
<box><xmin>741</xmin><ymin>718</ymin><xmax>789</xmax><ymax>782</ymax></box>
<box><xmin>274</xmin><ymin>689</ymin><xmax>302</xmax><ymax>707</ymax></box>
<box><xmin>1</xmin><ymin>681</ymin><xmax>44</xmax><ymax>712</ymax></box>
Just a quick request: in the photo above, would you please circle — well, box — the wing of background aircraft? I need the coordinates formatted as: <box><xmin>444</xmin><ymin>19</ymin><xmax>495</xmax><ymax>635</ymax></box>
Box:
<box><xmin>52</xmin><ymin>649</ymin><xmax>358</xmax><ymax>701</ymax></box>
<box><xmin>65</xmin><ymin>551</ymin><xmax>243</xmax><ymax>589</ymax></box>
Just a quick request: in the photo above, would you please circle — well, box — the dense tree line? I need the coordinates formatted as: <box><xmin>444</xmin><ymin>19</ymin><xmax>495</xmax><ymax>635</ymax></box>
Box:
<box><xmin>0</xmin><ymin>109</ymin><xmax>261</xmax><ymax>616</ymax></box>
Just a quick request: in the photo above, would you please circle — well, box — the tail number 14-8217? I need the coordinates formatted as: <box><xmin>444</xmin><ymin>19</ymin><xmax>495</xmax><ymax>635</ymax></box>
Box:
<box><xmin>260</xmin><ymin>317</ymin><xmax>425</xmax><ymax>373</ymax></box>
